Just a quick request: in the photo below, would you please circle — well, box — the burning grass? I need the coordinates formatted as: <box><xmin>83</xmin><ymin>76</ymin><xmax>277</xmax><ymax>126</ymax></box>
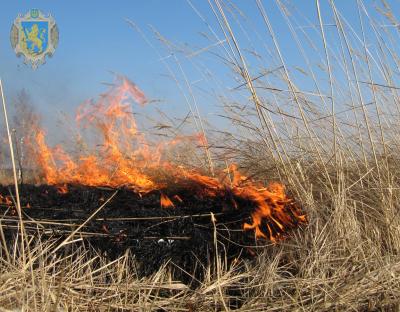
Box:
<box><xmin>0</xmin><ymin>184</ymin><xmax>278</xmax><ymax>287</ymax></box>
<box><xmin>1</xmin><ymin>163</ymin><xmax>400</xmax><ymax>311</ymax></box>
<box><xmin>0</xmin><ymin>77</ymin><xmax>307</xmax><ymax>310</ymax></box>
<box><xmin>23</xmin><ymin>75</ymin><xmax>306</xmax><ymax>243</ymax></box>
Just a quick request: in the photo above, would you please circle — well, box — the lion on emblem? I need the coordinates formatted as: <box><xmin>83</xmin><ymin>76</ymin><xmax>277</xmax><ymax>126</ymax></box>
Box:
<box><xmin>22</xmin><ymin>24</ymin><xmax>46</xmax><ymax>54</ymax></box>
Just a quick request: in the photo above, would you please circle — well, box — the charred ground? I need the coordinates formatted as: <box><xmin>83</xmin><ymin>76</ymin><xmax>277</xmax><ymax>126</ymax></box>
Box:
<box><xmin>0</xmin><ymin>183</ymin><xmax>304</xmax><ymax>283</ymax></box>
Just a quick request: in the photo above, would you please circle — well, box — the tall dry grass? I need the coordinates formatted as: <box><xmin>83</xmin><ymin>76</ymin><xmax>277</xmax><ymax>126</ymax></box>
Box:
<box><xmin>2</xmin><ymin>0</ymin><xmax>400</xmax><ymax>311</ymax></box>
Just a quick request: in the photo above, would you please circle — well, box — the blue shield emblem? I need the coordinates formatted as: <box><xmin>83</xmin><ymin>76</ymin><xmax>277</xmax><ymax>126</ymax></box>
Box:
<box><xmin>10</xmin><ymin>9</ymin><xmax>59</xmax><ymax>69</ymax></box>
<box><xmin>21</xmin><ymin>21</ymin><xmax>49</xmax><ymax>55</ymax></box>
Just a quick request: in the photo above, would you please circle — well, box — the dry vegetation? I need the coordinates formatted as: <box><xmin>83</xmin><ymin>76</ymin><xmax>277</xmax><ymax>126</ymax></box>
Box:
<box><xmin>2</xmin><ymin>0</ymin><xmax>400</xmax><ymax>311</ymax></box>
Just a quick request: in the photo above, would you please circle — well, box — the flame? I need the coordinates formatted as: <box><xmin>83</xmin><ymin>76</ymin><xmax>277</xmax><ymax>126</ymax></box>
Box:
<box><xmin>241</xmin><ymin>183</ymin><xmax>300</xmax><ymax>241</ymax></box>
<box><xmin>178</xmin><ymin>164</ymin><xmax>306</xmax><ymax>240</ymax></box>
<box><xmin>27</xmin><ymin>75</ymin><xmax>306</xmax><ymax>241</ymax></box>
<box><xmin>160</xmin><ymin>193</ymin><xmax>175</xmax><ymax>209</ymax></box>
<box><xmin>0</xmin><ymin>194</ymin><xmax>12</xmax><ymax>206</ymax></box>
<box><xmin>57</xmin><ymin>184</ymin><xmax>68</xmax><ymax>194</ymax></box>
<box><xmin>30</xmin><ymin>75</ymin><xmax>158</xmax><ymax>193</ymax></box>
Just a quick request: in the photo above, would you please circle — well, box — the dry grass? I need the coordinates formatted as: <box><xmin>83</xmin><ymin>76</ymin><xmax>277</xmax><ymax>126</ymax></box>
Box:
<box><xmin>2</xmin><ymin>0</ymin><xmax>400</xmax><ymax>311</ymax></box>
<box><xmin>2</xmin><ymin>166</ymin><xmax>400</xmax><ymax>311</ymax></box>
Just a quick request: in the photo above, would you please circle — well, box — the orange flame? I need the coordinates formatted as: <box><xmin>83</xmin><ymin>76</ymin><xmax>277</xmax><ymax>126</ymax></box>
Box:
<box><xmin>27</xmin><ymin>76</ymin><xmax>306</xmax><ymax>241</ymax></box>
<box><xmin>57</xmin><ymin>184</ymin><xmax>68</xmax><ymax>194</ymax></box>
<box><xmin>160</xmin><ymin>193</ymin><xmax>175</xmax><ymax>209</ymax></box>
<box><xmin>30</xmin><ymin>76</ymin><xmax>158</xmax><ymax>193</ymax></box>
<box><xmin>240</xmin><ymin>182</ymin><xmax>304</xmax><ymax>241</ymax></box>
<box><xmin>0</xmin><ymin>195</ymin><xmax>12</xmax><ymax>206</ymax></box>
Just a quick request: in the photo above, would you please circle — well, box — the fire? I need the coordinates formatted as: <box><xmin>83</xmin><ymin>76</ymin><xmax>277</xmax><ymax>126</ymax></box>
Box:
<box><xmin>241</xmin><ymin>183</ymin><xmax>306</xmax><ymax>241</ymax></box>
<box><xmin>176</xmin><ymin>164</ymin><xmax>306</xmax><ymax>240</ymax></box>
<box><xmin>30</xmin><ymin>76</ymin><xmax>158</xmax><ymax>193</ymax></box>
<box><xmin>160</xmin><ymin>193</ymin><xmax>175</xmax><ymax>209</ymax></box>
<box><xmin>56</xmin><ymin>184</ymin><xmax>68</xmax><ymax>194</ymax></box>
<box><xmin>27</xmin><ymin>75</ymin><xmax>306</xmax><ymax>241</ymax></box>
<box><xmin>0</xmin><ymin>194</ymin><xmax>12</xmax><ymax>206</ymax></box>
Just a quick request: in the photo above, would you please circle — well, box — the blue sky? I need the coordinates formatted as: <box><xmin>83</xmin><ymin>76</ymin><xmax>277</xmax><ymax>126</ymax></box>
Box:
<box><xmin>0</xmin><ymin>1</ymin><xmax>399</xmax><ymax>139</ymax></box>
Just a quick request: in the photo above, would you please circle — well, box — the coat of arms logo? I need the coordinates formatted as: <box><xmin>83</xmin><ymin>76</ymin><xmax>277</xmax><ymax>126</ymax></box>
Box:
<box><xmin>10</xmin><ymin>9</ymin><xmax>59</xmax><ymax>69</ymax></box>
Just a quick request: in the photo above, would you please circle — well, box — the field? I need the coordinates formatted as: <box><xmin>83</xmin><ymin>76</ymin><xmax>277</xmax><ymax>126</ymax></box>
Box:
<box><xmin>1</xmin><ymin>1</ymin><xmax>400</xmax><ymax>311</ymax></box>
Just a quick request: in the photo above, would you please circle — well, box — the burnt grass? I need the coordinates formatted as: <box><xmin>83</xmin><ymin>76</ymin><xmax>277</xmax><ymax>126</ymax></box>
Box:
<box><xmin>0</xmin><ymin>183</ymin><xmax>302</xmax><ymax>285</ymax></box>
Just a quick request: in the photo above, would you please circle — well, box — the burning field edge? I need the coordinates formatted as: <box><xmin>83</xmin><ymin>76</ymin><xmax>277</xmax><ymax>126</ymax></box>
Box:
<box><xmin>0</xmin><ymin>180</ymin><xmax>306</xmax><ymax>281</ymax></box>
